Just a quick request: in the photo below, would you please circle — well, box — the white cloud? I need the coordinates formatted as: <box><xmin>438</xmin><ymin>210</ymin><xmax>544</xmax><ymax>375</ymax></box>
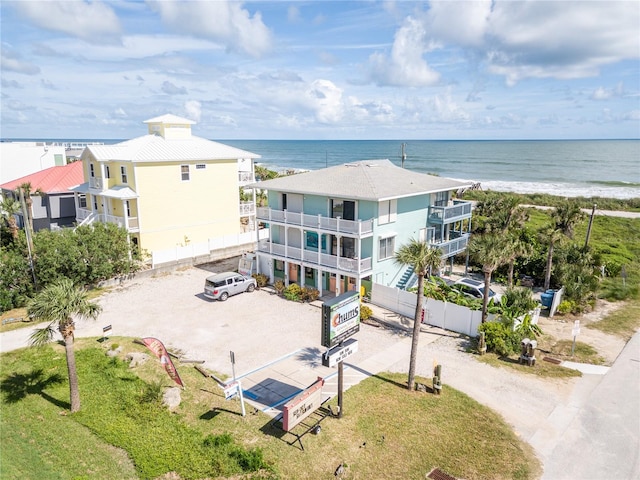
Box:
<box><xmin>305</xmin><ymin>79</ymin><xmax>344</xmax><ymax>123</ymax></box>
<box><xmin>591</xmin><ymin>83</ymin><xmax>625</xmax><ymax>101</ymax></box>
<box><xmin>147</xmin><ymin>0</ymin><xmax>272</xmax><ymax>58</ymax></box>
<box><xmin>184</xmin><ymin>100</ymin><xmax>202</xmax><ymax>122</ymax></box>
<box><xmin>12</xmin><ymin>0</ymin><xmax>121</xmax><ymax>44</ymax></box>
<box><xmin>378</xmin><ymin>1</ymin><xmax>640</xmax><ymax>87</ymax></box>
<box><xmin>368</xmin><ymin>15</ymin><xmax>440</xmax><ymax>87</ymax></box>
<box><xmin>1</xmin><ymin>47</ymin><xmax>40</xmax><ymax>75</ymax></box>
<box><xmin>161</xmin><ymin>81</ymin><xmax>187</xmax><ymax>95</ymax></box>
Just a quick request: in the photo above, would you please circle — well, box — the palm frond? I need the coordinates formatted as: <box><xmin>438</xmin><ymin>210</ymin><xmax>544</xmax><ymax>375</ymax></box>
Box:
<box><xmin>28</xmin><ymin>323</ymin><xmax>57</xmax><ymax>347</ymax></box>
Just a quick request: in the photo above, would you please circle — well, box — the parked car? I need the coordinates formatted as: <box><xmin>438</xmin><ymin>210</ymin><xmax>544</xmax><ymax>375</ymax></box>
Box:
<box><xmin>453</xmin><ymin>277</ymin><xmax>501</xmax><ymax>302</ymax></box>
<box><xmin>204</xmin><ymin>272</ymin><xmax>256</xmax><ymax>301</ymax></box>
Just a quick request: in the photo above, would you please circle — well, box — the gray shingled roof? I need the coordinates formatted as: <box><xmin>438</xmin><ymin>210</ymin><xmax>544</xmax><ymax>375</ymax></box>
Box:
<box><xmin>250</xmin><ymin>159</ymin><xmax>472</xmax><ymax>201</ymax></box>
<box><xmin>86</xmin><ymin>134</ymin><xmax>260</xmax><ymax>162</ymax></box>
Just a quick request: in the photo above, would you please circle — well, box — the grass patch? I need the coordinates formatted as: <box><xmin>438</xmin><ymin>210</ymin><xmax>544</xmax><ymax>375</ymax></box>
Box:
<box><xmin>0</xmin><ymin>307</ymin><xmax>35</xmax><ymax>333</ymax></box>
<box><xmin>1</xmin><ymin>339</ymin><xmax>541</xmax><ymax>480</ymax></box>
<box><xmin>476</xmin><ymin>352</ymin><xmax>581</xmax><ymax>378</ymax></box>
<box><xmin>587</xmin><ymin>298</ymin><xmax>640</xmax><ymax>340</ymax></box>
<box><xmin>540</xmin><ymin>338</ymin><xmax>606</xmax><ymax>365</ymax></box>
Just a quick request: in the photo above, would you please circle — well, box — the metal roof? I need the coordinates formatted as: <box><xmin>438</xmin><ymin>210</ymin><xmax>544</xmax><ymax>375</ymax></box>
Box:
<box><xmin>0</xmin><ymin>162</ymin><xmax>84</xmax><ymax>194</ymax></box>
<box><xmin>143</xmin><ymin>114</ymin><xmax>196</xmax><ymax>125</ymax></box>
<box><xmin>85</xmin><ymin>134</ymin><xmax>260</xmax><ymax>163</ymax></box>
<box><xmin>249</xmin><ymin>159</ymin><xmax>472</xmax><ymax>201</ymax></box>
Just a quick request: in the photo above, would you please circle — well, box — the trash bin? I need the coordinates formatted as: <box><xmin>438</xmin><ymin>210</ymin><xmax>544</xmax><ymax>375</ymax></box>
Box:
<box><xmin>540</xmin><ymin>289</ymin><xmax>555</xmax><ymax>308</ymax></box>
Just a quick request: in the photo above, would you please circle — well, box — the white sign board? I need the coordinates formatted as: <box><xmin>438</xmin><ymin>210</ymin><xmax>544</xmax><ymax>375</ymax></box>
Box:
<box><xmin>223</xmin><ymin>381</ymin><xmax>240</xmax><ymax>400</ymax></box>
<box><xmin>572</xmin><ymin>320</ymin><xmax>581</xmax><ymax>337</ymax></box>
<box><xmin>282</xmin><ymin>377</ymin><xmax>324</xmax><ymax>431</ymax></box>
<box><xmin>322</xmin><ymin>338</ymin><xmax>359</xmax><ymax>368</ymax></box>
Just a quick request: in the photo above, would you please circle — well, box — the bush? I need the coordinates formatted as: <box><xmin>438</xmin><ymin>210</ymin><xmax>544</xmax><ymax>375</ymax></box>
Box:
<box><xmin>477</xmin><ymin>321</ymin><xmax>520</xmax><ymax>356</ymax></box>
<box><xmin>273</xmin><ymin>280</ymin><xmax>285</xmax><ymax>295</ymax></box>
<box><xmin>252</xmin><ymin>273</ymin><xmax>268</xmax><ymax>288</ymax></box>
<box><xmin>283</xmin><ymin>283</ymin><xmax>302</xmax><ymax>301</ymax></box>
<box><xmin>557</xmin><ymin>300</ymin><xmax>573</xmax><ymax>315</ymax></box>
<box><xmin>360</xmin><ymin>304</ymin><xmax>373</xmax><ymax>321</ymax></box>
<box><xmin>302</xmin><ymin>287</ymin><xmax>320</xmax><ymax>302</ymax></box>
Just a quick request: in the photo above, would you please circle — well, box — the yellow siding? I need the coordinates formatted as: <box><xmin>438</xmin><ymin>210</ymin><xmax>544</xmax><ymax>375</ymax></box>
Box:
<box><xmin>134</xmin><ymin>160</ymin><xmax>240</xmax><ymax>251</ymax></box>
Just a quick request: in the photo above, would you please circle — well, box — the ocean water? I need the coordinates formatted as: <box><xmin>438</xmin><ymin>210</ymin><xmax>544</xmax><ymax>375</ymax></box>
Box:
<box><xmin>16</xmin><ymin>138</ymin><xmax>639</xmax><ymax>199</ymax></box>
<box><xmin>223</xmin><ymin>139</ymin><xmax>640</xmax><ymax>200</ymax></box>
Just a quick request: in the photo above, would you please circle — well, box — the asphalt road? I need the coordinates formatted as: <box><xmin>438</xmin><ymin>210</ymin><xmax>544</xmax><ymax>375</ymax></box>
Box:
<box><xmin>541</xmin><ymin>330</ymin><xmax>640</xmax><ymax>480</ymax></box>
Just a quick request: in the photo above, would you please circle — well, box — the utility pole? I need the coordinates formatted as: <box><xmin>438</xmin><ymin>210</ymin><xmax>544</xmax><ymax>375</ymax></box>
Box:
<box><xmin>584</xmin><ymin>203</ymin><xmax>597</xmax><ymax>250</ymax></box>
<box><xmin>401</xmin><ymin>143</ymin><xmax>407</xmax><ymax>168</ymax></box>
<box><xmin>19</xmin><ymin>187</ymin><xmax>37</xmax><ymax>289</ymax></box>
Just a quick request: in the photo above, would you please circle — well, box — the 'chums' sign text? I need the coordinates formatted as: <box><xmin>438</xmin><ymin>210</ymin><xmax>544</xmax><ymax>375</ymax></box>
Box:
<box><xmin>321</xmin><ymin>291</ymin><xmax>360</xmax><ymax>348</ymax></box>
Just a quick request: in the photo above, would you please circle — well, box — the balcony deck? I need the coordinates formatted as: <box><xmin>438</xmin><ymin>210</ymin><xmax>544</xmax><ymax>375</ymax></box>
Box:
<box><xmin>76</xmin><ymin>208</ymin><xmax>139</xmax><ymax>232</ymax></box>
<box><xmin>428</xmin><ymin>200</ymin><xmax>473</xmax><ymax>224</ymax></box>
<box><xmin>257</xmin><ymin>207</ymin><xmax>374</xmax><ymax>237</ymax></box>
<box><xmin>257</xmin><ymin>240</ymin><xmax>372</xmax><ymax>275</ymax></box>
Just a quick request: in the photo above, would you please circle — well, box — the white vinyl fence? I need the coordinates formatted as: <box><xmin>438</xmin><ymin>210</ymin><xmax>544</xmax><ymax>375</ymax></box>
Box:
<box><xmin>151</xmin><ymin>229</ymin><xmax>268</xmax><ymax>267</ymax></box>
<box><xmin>371</xmin><ymin>282</ymin><xmax>487</xmax><ymax>337</ymax></box>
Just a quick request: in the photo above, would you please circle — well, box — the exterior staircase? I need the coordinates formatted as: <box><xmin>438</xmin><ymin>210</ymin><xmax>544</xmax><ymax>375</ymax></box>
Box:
<box><xmin>73</xmin><ymin>212</ymin><xmax>98</xmax><ymax>231</ymax></box>
<box><xmin>396</xmin><ymin>266</ymin><xmax>415</xmax><ymax>290</ymax></box>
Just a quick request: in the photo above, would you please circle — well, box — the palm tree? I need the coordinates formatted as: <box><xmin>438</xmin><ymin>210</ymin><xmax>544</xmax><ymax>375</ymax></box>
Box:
<box><xmin>17</xmin><ymin>182</ymin><xmax>43</xmax><ymax>233</ymax></box>
<box><xmin>543</xmin><ymin>202</ymin><xmax>585</xmax><ymax>290</ymax></box>
<box><xmin>28</xmin><ymin>279</ymin><xmax>102</xmax><ymax>413</ymax></box>
<box><xmin>1</xmin><ymin>197</ymin><xmax>21</xmax><ymax>239</ymax></box>
<box><xmin>469</xmin><ymin>233</ymin><xmax>511</xmax><ymax>322</ymax></box>
<box><xmin>504</xmin><ymin>232</ymin><xmax>533</xmax><ymax>288</ymax></box>
<box><xmin>394</xmin><ymin>239</ymin><xmax>443</xmax><ymax>391</ymax></box>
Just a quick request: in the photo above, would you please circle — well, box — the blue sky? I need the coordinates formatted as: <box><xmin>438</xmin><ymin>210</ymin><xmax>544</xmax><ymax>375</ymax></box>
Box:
<box><xmin>1</xmin><ymin>0</ymin><xmax>639</xmax><ymax>140</ymax></box>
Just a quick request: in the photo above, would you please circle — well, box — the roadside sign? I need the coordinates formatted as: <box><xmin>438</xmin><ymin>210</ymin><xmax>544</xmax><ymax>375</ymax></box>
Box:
<box><xmin>223</xmin><ymin>381</ymin><xmax>240</xmax><ymax>400</ymax></box>
<box><xmin>572</xmin><ymin>320</ymin><xmax>581</xmax><ymax>337</ymax></box>
<box><xmin>322</xmin><ymin>338</ymin><xmax>358</xmax><ymax>368</ymax></box>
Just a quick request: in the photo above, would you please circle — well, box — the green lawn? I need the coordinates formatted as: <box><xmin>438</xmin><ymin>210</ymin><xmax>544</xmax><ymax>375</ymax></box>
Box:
<box><xmin>1</xmin><ymin>338</ymin><xmax>541</xmax><ymax>480</ymax></box>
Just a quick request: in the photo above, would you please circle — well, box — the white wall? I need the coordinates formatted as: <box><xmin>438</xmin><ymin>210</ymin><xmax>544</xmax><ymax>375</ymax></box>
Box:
<box><xmin>371</xmin><ymin>282</ymin><xmax>486</xmax><ymax>337</ymax></box>
<box><xmin>1</xmin><ymin>142</ymin><xmax>66</xmax><ymax>184</ymax></box>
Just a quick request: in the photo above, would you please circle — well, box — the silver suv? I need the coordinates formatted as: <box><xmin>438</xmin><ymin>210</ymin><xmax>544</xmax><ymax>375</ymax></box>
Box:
<box><xmin>204</xmin><ymin>272</ymin><xmax>256</xmax><ymax>301</ymax></box>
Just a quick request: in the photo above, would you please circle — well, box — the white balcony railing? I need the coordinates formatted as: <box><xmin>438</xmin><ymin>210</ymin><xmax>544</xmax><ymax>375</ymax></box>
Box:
<box><xmin>256</xmin><ymin>207</ymin><xmax>374</xmax><ymax>237</ymax></box>
<box><xmin>238</xmin><ymin>171</ymin><xmax>255</xmax><ymax>184</ymax></box>
<box><xmin>428</xmin><ymin>200</ymin><xmax>473</xmax><ymax>224</ymax></box>
<box><xmin>239</xmin><ymin>202</ymin><xmax>255</xmax><ymax>216</ymax></box>
<box><xmin>89</xmin><ymin>177</ymin><xmax>104</xmax><ymax>190</ymax></box>
<box><xmin>434</xmin><ymin>234</ymin><xmax>469</xmax><ymax>257</ymax></box>
<box><xmin>76</xmin><ymin>209</ymin><xmax>139</xmax><ymax>232</ymax></box>
<box><xmin>257</xmin><ymin>240</ymin><xmax>372</xmax><ymax>275</ymax></box>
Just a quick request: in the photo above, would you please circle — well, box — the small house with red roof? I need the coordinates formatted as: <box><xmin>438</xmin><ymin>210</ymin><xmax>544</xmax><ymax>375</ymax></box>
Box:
<box><xmin>0</xmin><ymin>161</ymin><xmax>84</xmax><ymax>231</ymax></box>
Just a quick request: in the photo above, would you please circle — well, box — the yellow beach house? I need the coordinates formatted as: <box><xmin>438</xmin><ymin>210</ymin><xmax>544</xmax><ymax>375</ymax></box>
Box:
<box><xmin>71</xmin><ymin>114</ymin><xmax>260</xmax><ymax>264</ymax></box>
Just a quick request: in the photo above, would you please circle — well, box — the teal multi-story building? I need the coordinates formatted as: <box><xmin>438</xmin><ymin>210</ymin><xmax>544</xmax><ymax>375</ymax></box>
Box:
<box><xmin>252</xmin><ymin>159</ymin><xmax>473</xmax><ymax>297</ymax></box>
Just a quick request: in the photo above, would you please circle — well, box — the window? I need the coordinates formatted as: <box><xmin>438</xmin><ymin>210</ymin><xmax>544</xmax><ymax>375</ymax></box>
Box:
<box><xmin>181</xmin><ymin>165</ymin><xmax>190</xmax><ymax>181</ymax></box>
<box><xmin>378</xmin><ymin>235</ymin><xmax>395</xmax><ymax>260</ymax></box>
<box><xmin>435</xmin><ymin>191</ymin><xmax>448</xmax><ymax>207</ymax></box>
<box><xmin>378</xmin><ymin>199</ymin><xmax>397</xmax><ymax>224</ymax></box>
<box><xmin>54</xmin><ymin>154</ymin><xmax>63</xmax><ymax>166</ymax></box>
<box><xmin>196</xmin><ymin>164</ymin><xmax>206</xmax><ymax>170</ymax></box>
<box><xmin>125</xmin><ymin>200</ymin><xmax>131</xmax><ymax>217</ymax></box>
<box><xmin>281</xmin><ymin>193</ymin><xmax>287</xmax><ymax>210</ymax></box>
<box><xmin>105</xmin><ymin>165</ymin><xmax>110</xmax><ymax>178</ymax></box>
<box><xmin>305</xmin><ymin>267</ymin><xmax>314</xmax><ymax>279</ymax></box>
<box><xmin>274</xmin><ymin>260</ymin><xmax>284</xmax><ymax>272</ymax></box>
<box><xmin>90</xmin><ymin>163</ymin><xmax>95</xmax><ymax>177</ymax></box>
<box><xmin>93</xmin><ymin>196</ymin><xmax>98</xmax><ymax>211</ymax></box>
<box><xmin>120</xmin><ymin>166</ymin><xmax>128</xmax><ymax>184</ymax></box>
<box><xmin>78</xmin><ymin>194</ymin><xmax>87</xmax><ymax>209</ymax></box>
<box><xmin>331</xmin><ymin>199</ymin><xmax>355</xmax><ymax>220</ymax></box>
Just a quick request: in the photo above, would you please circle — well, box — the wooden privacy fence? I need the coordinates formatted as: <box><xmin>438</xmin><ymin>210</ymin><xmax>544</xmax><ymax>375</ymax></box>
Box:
<box><xmin>371</xmin><ymin>282</ymin><xmax>488</xmax><ymax>337</ymax></box>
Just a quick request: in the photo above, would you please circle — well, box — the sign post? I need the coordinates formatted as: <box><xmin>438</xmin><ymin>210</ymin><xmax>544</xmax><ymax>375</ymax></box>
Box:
<box><xmin>321</xmin><ymin>292</ymin><xmax>361</xmax><ymax>419</ymax></box>
<box><xmin>571</xmin><ymin>320</ymin><xmax>580</xmax><ymax>356</ymax></box>
<box><xmin>229</xmin><ymin>350</ymin><xmax>245</xmax><ymax>416</ymax></box>
<box><xmin>102</xmin><ymin>324</ymin><xmax>112</xmax><ymax>342</ymax></box>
